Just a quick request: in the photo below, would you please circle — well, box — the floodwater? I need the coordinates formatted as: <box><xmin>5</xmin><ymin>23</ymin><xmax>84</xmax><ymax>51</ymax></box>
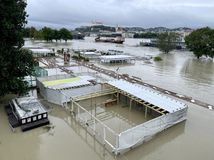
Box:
<box><xmin>1</xmin><ymin>95</ymin><xmax>214</xmax><ymax>160</ymax></box>
<box><xmin>0</xmin><ymin>38</ymin><xmax>213</xmax><ymax>160</ymax></box>
<box><xmin>25</xmin><ymin>37</ymin><xmax>214</xmax><ymax>104</ymax></box>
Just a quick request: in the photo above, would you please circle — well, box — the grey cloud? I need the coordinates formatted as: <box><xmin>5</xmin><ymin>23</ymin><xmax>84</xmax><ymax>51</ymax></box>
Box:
<box><xmin>26</xmin><ymin>0</ymin><xmax>214</xmax><ymax>28</ymax></box>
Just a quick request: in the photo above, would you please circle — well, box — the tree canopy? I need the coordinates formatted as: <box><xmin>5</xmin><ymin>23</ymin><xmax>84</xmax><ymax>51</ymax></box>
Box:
<box><xmin>157</xmin><ymin>32</ymin><xmax>179</xmax><ymax>53</ymax></box>
<box><xmin>42</xmin><ymin>27</ymin><xmax>54</xmax><ymax>41</ymax></box>
<box><xmin>23</xmin><ymin>27</ymin><xmax>73</xmax><ymax>42</ymax></box>
<box><xmin>0</xmin><ymin>0</ymin><xmax>36</xmax><ymax>97</ymax></box>
<box><xmin>59</xmin><ymin>28</ymin><xmax>72</xmax><ymax>42</ymax></box>
<box><xmin>185</xmin><ymin>27</ymin><xmax>214</xmax><ymax>59</ymax></box>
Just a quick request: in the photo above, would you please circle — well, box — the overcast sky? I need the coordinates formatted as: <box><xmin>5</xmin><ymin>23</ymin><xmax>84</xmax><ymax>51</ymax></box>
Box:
<box><xmin>26</xmin><ymin>0</ymin><xmax>214</xmax><ymax>29</ymax></box>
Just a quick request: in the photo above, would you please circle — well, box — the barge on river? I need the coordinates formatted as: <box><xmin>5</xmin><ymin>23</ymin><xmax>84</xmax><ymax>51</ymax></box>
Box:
<box><xmin>95</xmin><ymin>33</ymin><xmax>125</xmax><ymax>44</ymax></box>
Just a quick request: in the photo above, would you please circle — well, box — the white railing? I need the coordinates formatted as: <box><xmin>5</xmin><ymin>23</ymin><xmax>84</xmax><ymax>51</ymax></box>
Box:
<box><xmin>72</xmin><ymin>100</ymin><xmax>120</xmax><ymax>153</ymax></box>
<box><xmin>60</xmin><ymin>91</ymin><xmax>187</xmax><ymax>155</ymax></box>
<box><xmin>117</xmin><ymin>109</ymin><xmax>187</xmax><ymax>152</ymax></box>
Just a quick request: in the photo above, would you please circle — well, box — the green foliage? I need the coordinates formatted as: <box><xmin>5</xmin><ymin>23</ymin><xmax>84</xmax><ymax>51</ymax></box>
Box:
<box><xmin>0</xmin><ymin>0</ymin><xmax>36</xmax><ymax>97</ymax></box>
<box><xmin>0</xmin><ymin>0</ymin><xmax>27</xmax><ymax>48</ymax></box>
<box><xmin>134</xmin><ymin>32</ymin><xmax>159</xmax><ymax>38</ymax></box>
<box><xmin>23</xmin><ymin>27</ymin><xmax>42</xmax><ymax>39</ymax></box>
<box><xmin>157</xmin><ymin>32</ymin><xmax>179</xmax><ymax>53</ymax></box>
<box><xmin>59</xmin><ymin>28</ymin><xmax>72</xmax><ymax>42</ymax></box>
<box><xmin>154</xmin><ymin>56</ymin><xmax>162</xmax><ymax>61</ymax></box>
<box><xmin>42</xmin><ymin>27</ymin><xmax>54</xmax><ymax>41</ymax></box>
<box><xmin>53</xmin><ymin>29</ymin><xmax>61</xmax><ymax>42</ymax></box>
<box><xmin>185</xmin><ymin>27</ymin><xmax>214</xmax><ymax>59</ymax></box>
<box><xmin>23</xmin><ymin>27</ymin><xmax>73</xmax><ymax>42</ymax></box>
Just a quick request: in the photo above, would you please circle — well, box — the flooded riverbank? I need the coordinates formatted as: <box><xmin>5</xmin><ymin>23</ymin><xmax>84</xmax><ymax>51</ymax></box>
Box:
<box><xmin>1</xmin><ymin>94</ymin><xmax>214</xmax><ymax>160</ymax></box>
<box><xmin>25</xmin><ymin>37</ymin><xmax>214</xmax><ymax>104</ymax></box>
<box><xmin>1</xmin><ymin>37</ymin><xmax>211</xmax><ymax>160</ymax></box>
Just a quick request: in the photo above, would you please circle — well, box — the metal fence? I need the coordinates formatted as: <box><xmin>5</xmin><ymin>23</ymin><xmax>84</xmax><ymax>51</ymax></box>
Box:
<box><xmin>60</xmin><ymin>92</ymin><xmax>187</xmax><ymax>155</ymax></box>
<box><xmin>117</xmin><ymin>108</ymin><xmax>187</xmax><ymax>153</ymax></box>
<box><xmin>72</xmin><ymin>100</ymin><xmax>119</xmax><ymax>153</ymax></box>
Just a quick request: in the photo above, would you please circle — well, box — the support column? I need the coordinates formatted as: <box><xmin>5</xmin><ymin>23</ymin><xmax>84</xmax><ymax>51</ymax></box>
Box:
<box><xmin>129</xmin><ymin>99</ymin><xmax>133</xmax><ymax>110</ymax></box>
<box><xmin>71</xmin><ymin>101</ymin><xmax>74</xmax><ymax>112</ymax></box>
<box><xmin>145</xmin><ymin>106</ymin><xmax>148</xmax><ymax>118</ymax></box>
<box><xmin>117</xmin><ymin>92</ymin><xmax>119</xmax><ymax>104</ymax></box>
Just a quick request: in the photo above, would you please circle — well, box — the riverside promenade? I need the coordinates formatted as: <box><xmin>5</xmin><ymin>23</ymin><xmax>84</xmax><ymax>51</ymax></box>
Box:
<box><xmin>37</xmin><ymin>56</ymin><xmax>213</xmax><ymax>111</ymax></box>
<box><xmin>82</xmin><ymin>62</ymin><xmax>213</xmax><ymax>110</ymax></box>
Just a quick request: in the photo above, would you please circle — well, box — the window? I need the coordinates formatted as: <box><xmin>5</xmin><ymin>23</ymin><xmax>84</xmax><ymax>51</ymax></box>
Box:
<box><xmin>38</xmin><ymin>115</ymin><xmax>42</xmax><ymax>120</ymax></box>
<box><xmin>43</xmin><ymin>113</ymin><xmax>47</xmax><ymax>118</ymax></box>
<box><xmin>27</xmin><ymin>118</ymin><xmax>31</xmax><ymax>123</ymax></box>
<box><xmin>22</xmin><ymin>119</ymin><xmax>26</xmax><ymax>124</ymax></box>
<box><xmin>33</xmin><ymin>116</ymin><xmax>37</xmax><ymax>121</ymax></box>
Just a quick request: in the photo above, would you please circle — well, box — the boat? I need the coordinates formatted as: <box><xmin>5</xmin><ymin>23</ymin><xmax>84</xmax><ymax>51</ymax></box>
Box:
<box><xmin>140</xmin><ymin>39</ymin><xmax>186</xmax><ymax>50</ymax></box>
<box><xmin>95</xmin><ymin>33</ymin><xmax>125</xmax><ymax>44</ymax></box>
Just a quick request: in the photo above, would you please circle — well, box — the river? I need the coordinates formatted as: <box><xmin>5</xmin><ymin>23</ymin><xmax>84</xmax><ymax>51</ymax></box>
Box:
<box><xmin>1</xmin><ymin>37</ymin><xmax>210</xmax><ymax>160</ymax></box>
<box><xmin>25</xmin><ymin>37</ymin><xmax>214</xmax><ymax>104</ymax></box>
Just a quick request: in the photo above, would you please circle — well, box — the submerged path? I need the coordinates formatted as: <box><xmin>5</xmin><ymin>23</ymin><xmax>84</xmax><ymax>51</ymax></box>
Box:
<box><xmin>37</xmin><ymin>57</ymin><xmax>213</xmax><ymax>111</ymax></box>
<box><xmin>80</xmin><ymin>62</ymin><xmax>214</xmax><ymax>111</ymax></box>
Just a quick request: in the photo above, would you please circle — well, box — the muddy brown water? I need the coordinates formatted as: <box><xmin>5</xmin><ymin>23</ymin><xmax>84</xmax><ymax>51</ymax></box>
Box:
<box><xmin>1</xmin><ymin>38</ymin><xmax>213</xmax><ymax>159</ymax></box>
<box><xmin>25</xmin><ymin>37</ymin><xmax>214</xmax><ymax>104</ymax></box>
<box><xmin>1</xmin><ymin>94</ymin><xmax>214</xmax><ymax>160</ymax></box>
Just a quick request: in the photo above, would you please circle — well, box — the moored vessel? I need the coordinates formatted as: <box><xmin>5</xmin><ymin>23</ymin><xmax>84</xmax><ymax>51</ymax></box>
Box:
<box><xmin>95</xmin><ymin>33</ymin><xmax>125</xmax><ymax>44</ymax></box>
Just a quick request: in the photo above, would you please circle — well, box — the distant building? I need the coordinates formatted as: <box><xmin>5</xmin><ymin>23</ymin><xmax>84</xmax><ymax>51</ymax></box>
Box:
<box><xmin>122</xmin><ymin>32</ymin><xmax>135</xmax><ymax>38</ymax></box>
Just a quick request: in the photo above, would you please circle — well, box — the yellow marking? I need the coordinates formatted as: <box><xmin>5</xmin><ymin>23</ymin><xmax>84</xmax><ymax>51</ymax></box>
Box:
<box><xmin>43</xmin><ymin>77</ymin><xmax>81</xmax><ymax>87</ymax></box>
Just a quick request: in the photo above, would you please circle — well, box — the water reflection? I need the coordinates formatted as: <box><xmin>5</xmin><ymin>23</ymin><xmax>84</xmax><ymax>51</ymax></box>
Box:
<box><xmin>181</xmin><ymin>58</ymin><xmax>214</xmax><ymax>85</ymax></box>
<box><xmin>119</xmin><ymin>122</ymin><xmax>186</xmax><ymax>160</ymax></box>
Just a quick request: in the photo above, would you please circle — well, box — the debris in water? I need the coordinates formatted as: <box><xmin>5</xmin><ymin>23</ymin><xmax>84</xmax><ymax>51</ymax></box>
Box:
<box><xmin>208</xmin><ymin>106</ymin><xmax>213</xmax><ymax>110</ymax></box>
<box><xmin>165</xmin><ymin>91</ymin><xmax>171</xmax><ymax>94</ymax></box>
<box><xmin>43</xmin><ymin>123</ymin><xmax>55</xmax><ymax>131</ymax></box>
<box><xmin>176</xmin><ymin>94</ymin><xmax>184</xmax><ymax>98</ymax></box>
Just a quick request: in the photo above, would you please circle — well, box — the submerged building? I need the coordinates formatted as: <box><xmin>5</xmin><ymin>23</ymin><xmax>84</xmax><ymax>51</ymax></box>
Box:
<box><xmin>6</xmin><ymin>96</ymin><xmax>49</xmax><ymax>132</ymax></box>
<box><xmin>100</xmin><ymin>55</ymin><xmax>135</xmax><ymax>64</ymax></box>
<box><xmin>37</xmin><ymin>74</ymin><xmax>101</xmax><ymax>106</ymax></box>
<box><xmin>29</xmin><ymin>48</ymin><xmax>55</xmax><ymax>57</ymax></box>
<box><xmin>105</xmin><ymin>80</ymin><xmax>188</xmax><ymax>153</ymax></box>
<box><xmin>37</xmin><ymin>72</ymin><xmax>188</xmax><ymax>154</ymax></box>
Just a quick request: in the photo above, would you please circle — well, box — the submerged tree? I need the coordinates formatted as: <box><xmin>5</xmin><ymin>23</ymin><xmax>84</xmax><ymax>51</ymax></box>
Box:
<box><xmin>185</xmin><ymin>27</ymin><xmax>214</xmax><ymax>59</ymax></box>
<box><xmin>23</xmin><ymin>27</ymin><xmax>73</xmax><ymax>42</ymax></box>
<box><xmin>0</xmin><ymin>0</ymin><xmax>36</xmax><ymax>97</ymax></box>
<box><xmin>41</xmin><ymin>27</ymin><xmax>54</xmax><ymax>41</ymax></box>
<box><xmin>59</xmin><ymin>28</ymin><xmax>72</xmax><ymax>42</ymax></box>
<box><xmin>157</xmin><ymin>32</ymin><xmax>179</xmax><ymax>53</ymax></box>
<box><xmin>53</xmin><ymin>29</ymin><xmax>61</xmax><ymax>42</ymax></box>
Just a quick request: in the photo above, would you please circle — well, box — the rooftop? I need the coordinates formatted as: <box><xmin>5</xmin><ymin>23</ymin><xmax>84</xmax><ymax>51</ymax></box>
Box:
<box><xmin>80</xmin><ymin>51</ymin><xmax>97</xmax><ymax>55</ymax></box>
<box><xmin>100</xmin><ymin>55</ymin><xmax>135</xmax><ymax>60</ymax></box>
<box><xmin>11</xmin><ymin>97</ymin><xmax>47</xmax><ymax>119</ymax></box>
<box><xmin>107</xmin><ymin>80</ymin><xmax>187</xmax><ymax>113</ymax></box>
<box><xmin>42</xmin><ymin>76</ymin><xmax>96</xmax><ymax>90</ymax></box>
<box><xmin>30</xmin><ymin>48</ymin><xmax>54</xmax><ymax>54</ymax></box>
